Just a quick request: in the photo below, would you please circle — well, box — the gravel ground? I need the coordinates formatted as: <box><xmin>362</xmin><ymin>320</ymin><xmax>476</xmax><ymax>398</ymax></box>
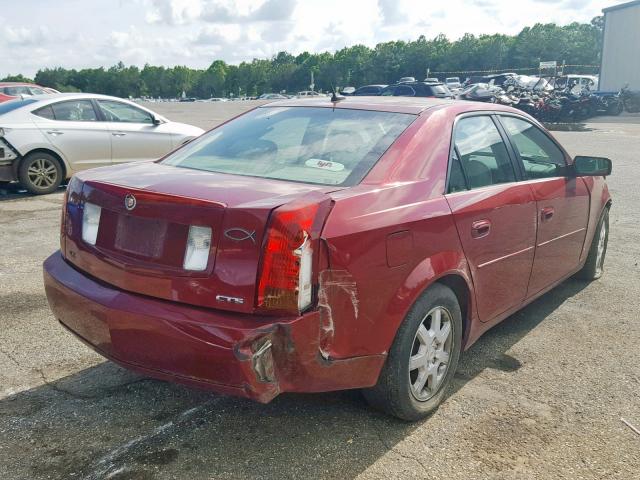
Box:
<box><xmin>0</xmin><ymin>101</ymin><xmax>639</xmax><ymax>480</ymax></box>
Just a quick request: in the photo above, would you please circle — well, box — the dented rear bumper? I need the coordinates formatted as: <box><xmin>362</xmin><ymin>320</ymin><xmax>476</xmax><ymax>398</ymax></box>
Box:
<box><xmin>43</xmin><ymin>251</ymin><xmax>384</xmax><ymax>402</ymax></box>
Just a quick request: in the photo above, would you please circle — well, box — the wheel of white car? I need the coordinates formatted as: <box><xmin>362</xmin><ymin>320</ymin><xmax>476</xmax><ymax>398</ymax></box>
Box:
<box><xmin>363</xmin><ymin>283</ymin><xmax>462</xmax><ymax>421</ymax></box>
<box><xmin>18</xmin><ymin>152</ymin><xmax>63</xmax><ymax>195</ymax></box>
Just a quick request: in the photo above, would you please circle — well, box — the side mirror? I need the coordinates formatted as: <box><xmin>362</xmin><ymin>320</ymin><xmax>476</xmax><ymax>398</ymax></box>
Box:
<box><xmin>573</xmin><ymin>156</ymin><xmax>612</xmax><ymax>177</ymax></box>
<box><xmin>151</xmin><ymin>114</ymin><xmax>161</xmax><ymax>125</ymax></box>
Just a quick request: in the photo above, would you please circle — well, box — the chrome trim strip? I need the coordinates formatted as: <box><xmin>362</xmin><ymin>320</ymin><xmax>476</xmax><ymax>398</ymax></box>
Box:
<box><xmin>478</xmin><ymin>246</ymin><xmax>534</xmax><ymax>269</ymax></box>
<box><xmin>537</xmin><ymin>228</ymin><xmax>586</xmax><ymax>248</ymax></box>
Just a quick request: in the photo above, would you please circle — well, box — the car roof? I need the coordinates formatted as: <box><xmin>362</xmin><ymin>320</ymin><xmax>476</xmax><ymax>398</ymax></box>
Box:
<box><xmin>26</xmin><ymin>92</ymin><xmax>128</xmax><ymax>101</ymax></box>
<box><xmin>261</xmin><ymin>96</ymin><xmax>491</xmax><ymax>115</ymax></box>
<box><xmin>1</xmin><ymin>93</ymin><xmax>169</xmax><ymax>121</ymax></box>
<box><xmin>0</xmin><ymin>82</ymin><xmax>41</xmax><ymax>87</ymax></box>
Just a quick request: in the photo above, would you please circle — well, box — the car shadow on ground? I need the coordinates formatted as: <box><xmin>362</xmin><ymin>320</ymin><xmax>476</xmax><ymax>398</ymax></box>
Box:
<box><xmin>0</xmin><ymin>182</ymin><xmax>65</xmax><ymax>201</ymax></box>
<box><xmin>0</xmin><ymin>279</ymin><xmax>588</xmax><ymax>480</ymax></box>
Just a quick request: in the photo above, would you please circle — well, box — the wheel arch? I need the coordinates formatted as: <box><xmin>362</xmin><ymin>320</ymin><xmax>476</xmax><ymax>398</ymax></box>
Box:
<box><xmin>382</xmin><ymin>252</ymin><xmax>476</xmax><ymax>355</ymax></box>
<box><xmin>434</xmin><ymin>273</ymin><xmax>473</xmax><ymax>349</ymax></box>
<box><xmin>20</xmin><ymin>148</ymin><xmax>69</xmax><ymax>180</ymax></box>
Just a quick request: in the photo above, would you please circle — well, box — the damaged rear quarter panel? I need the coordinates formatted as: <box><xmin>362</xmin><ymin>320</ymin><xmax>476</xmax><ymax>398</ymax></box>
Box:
<box><xmin>320</xmin><ymin>179</ymin><xmax>474</xmax><ymax>360</ymax></box>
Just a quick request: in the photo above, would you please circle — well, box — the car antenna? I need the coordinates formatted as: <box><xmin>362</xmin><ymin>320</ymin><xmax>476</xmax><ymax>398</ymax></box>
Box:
<box><xmin>330</xmin><ymin>85</ymin><xmax>345</xmax><ymax>103</ymax></box>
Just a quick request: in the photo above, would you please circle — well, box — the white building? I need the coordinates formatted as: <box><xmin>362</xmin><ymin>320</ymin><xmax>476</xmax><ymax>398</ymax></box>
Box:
<box><xmin>600</xmin><ymin>1</ymin><xmax>640</xmax><ymax>91</ymax></box>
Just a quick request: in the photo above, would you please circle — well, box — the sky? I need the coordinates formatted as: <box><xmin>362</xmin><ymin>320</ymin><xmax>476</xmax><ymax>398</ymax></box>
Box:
<box><xmin>0</xmin><ymin>0</ymin><xmax>617</xmax><ymax>78</ymax></box>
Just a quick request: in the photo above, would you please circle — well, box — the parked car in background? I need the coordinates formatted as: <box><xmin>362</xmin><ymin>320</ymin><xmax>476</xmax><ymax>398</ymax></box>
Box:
<box><xmin>0</xmin><ymin>93</ymin><xmax>203</xmax><ymax>194</ymax></box>
<box><xmin>445</xmin><ymin>77</ymin><xmax>462</xmax><ymax>89</ymax></box>
<box><xmin>339</xmin><ymin>87</ymin><xmax>356</xmax><ymax>95</ymax></box>
<box><xmin>42</xmin><ymin>96</ymin><xmax>611</xmax><ymax>420</ymax></box>
<box><xmin>553</xmin><ymin>75</ymin><xmax>599</xmax><ymax>93</ymax></box>
<box><xmin>258</xmin><ymin>93</ymin><xmax>289</xmax><ymax>100</ymax></box>
<box><xmin>297</xmin><ymin>91</ymin><xmax>322</xmax><ymax>97</ymax></box>
<box><xmin>424</xmin><ymin>77</ymin><xmax>440</xmax><ymax>83</ymax></box>
<box><xmin>0</xmin><ymin>82</ymin><xmax>59</xmax><ymax>103</ymax></box>
<box><xmin>463</xmin><ymin>73</ymin><xmax>516</xmax><ymax>87</ymax></box>
<box><xmin>351</xmin><ymin>84</ymin><xmax>387</xmax><ymax>96</ymax></box>
<box><xmin>398</xmin><ymin>77</ymin><xmax>416</xmax><ymax>83</ymax></box>
<box><xmin>457</xmin><ymin>83</ymin><xmax>502</xmax><ymax>102</ymax></box>
<box><xmin>381</xmin><ymin>82</ymin><xmax>454</xmax><ymax>99</ymax></box>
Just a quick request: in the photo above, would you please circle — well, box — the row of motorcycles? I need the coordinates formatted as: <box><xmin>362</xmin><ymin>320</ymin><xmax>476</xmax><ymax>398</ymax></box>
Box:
<box><xmin>457</xmin><ymin>77</ymin><xmax>640</xmax><ymax>123</ymax></box>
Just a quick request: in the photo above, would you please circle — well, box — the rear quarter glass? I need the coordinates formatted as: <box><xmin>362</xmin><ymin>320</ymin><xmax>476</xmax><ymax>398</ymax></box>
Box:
<box><xmin>161</xmin><ymin>106</ymin><xmax>416</xmax><ymax>187</ymax></box>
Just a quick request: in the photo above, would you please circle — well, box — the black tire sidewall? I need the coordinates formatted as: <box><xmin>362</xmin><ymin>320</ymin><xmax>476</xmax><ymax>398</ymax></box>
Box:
<box><xmin>577</xmin><ymin>208</ymin><xmax>609</xmax><ymax>280</ymax></box>
<box><xmin>595</xmin><ymin>210</ymin><xmax>609</xmax><ymax>276</ymax></box>
<box><xmin>377</xmin><ymin>284</ymin><xmax>463</xmax><ymax>421</ymax></box>
<box><xmin>18</xmin><ymin>153</ymin><xmax>63</xmax><ymax>195</ymax></box>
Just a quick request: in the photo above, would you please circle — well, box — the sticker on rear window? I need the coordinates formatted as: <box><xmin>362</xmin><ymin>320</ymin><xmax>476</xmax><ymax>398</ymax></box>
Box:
<box><xmin>305</xmin><ymin>158</ymin><xmax>345</xmax><ymax>172</ymax></box>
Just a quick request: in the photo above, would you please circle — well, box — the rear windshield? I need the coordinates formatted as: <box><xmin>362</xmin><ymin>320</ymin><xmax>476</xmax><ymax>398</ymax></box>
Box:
<box><xmin>0</xmin><ymin>98</ymin><xmax>37</xmax><ymax>115</ymax></box>
<box><xmin>161</xmin><ymin>106</ymin><xmax>416</xmax><ymax>186</ymax></box>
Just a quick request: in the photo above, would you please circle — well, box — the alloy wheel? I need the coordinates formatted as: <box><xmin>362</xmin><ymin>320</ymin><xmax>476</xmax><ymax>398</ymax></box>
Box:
<box><xmin>595</xmin><ymin>220</ymin><xmax>607</xmax><ymax>277</ymax></box>
<box><xmin>409</xmin><ymin>306</ymin><xmax>453</xmax><ymax>401</ymax></box>
<box><xmin>27</xmin><ymin>158</ymin><xmax>58</xmax><ymax>189</ymax></box>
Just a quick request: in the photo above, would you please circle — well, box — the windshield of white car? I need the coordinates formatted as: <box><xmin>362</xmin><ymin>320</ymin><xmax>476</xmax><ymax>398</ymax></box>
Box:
<box><xmin>0</xmin><ymin>98</ymin><xmax>38</xmax><ymax>115</ymax></box>
<box><xmin>161</xmin><ymin>106</ymin><xmax>416</xmax><ymax>186</ymax></box>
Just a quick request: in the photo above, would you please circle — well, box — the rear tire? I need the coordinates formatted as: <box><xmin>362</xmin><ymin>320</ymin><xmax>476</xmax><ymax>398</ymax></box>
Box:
<box><xmin>18</xmin><ymin>152</ymin><xmax>63</xmax><ymax>195</ymax></box>
<box><xmin>576</xmin><ymin>208</ymin><xmax>609</xmax><ymax>280</ymax></box>
<box><xmin>363</xmin><ymin>283</ymin><xmax>462</xmax><ymax>421</ymax></box>
<box><xmin>608</xmin><ymin>100</ymin><xmax>623</xmax><ymax>116</ymax></box>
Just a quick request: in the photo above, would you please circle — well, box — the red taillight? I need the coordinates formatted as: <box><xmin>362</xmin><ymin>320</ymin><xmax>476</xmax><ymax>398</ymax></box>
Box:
<box><xmin>257</xmin><ymin>197</ymin><xmax>331</xmax><ymax>314</ymax></box>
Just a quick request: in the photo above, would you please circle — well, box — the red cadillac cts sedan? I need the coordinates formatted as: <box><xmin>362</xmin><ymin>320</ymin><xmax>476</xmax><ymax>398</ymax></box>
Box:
<box><xmin>43</xmin><ymin>97</ymin><xmax>612</xmax><ymax>420</ymax></box>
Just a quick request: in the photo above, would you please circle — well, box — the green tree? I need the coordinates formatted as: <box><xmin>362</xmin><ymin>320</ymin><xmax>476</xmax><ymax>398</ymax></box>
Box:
<box><xmin>23</xmin><ymin>20</ymin><xmax>602</xmax><ymax>98</ymax></box>
<box><xmin>0</xmin><ymin>74</ymin><xmax>34</xmax><ymax>83</ymax></box>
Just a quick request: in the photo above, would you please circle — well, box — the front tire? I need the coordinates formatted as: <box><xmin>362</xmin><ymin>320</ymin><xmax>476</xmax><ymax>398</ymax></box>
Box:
<box><xmin>363</xmin><ymin>283</ymin><xmax>462</xmax><ymax>421</ymax></box>
<box><xmin>18</xmin><ymin>152</ymin><xmax>63</xmax><ymax>195</ymax></box>
<box><xmin>576</xmin><ymin>208</ymin><xmax>609</xmax><ymax>280</ymax></box>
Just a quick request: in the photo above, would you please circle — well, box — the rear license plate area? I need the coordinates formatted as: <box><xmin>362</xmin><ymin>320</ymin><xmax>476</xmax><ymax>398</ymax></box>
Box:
<box><xmin>114</xmin><ymin>215</ymin><xmax>167</xmax><ymax>259</ymax></box>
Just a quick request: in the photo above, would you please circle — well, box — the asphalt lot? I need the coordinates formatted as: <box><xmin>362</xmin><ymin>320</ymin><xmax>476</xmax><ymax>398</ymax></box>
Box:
<box><xmin>1</xmin><ymin>101</ymin><xmax>639</xmax><ymax>479</ymax></box>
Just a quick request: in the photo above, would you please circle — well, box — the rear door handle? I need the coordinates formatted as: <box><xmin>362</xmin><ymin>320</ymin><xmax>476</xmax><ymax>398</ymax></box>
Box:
<box><xmin>541</xmin><ymin>207</ymin><xmax>555</xmax><ymax>221</ymax></box>
<box><xmin>46</xmin><ymin>130</ymin><xmax>63</xmax><ymax>136</ymax></box>
<box><xmin>471</xmin><ymin>219</ymin><xmax>491</xmax><ymax>239</ymax></box>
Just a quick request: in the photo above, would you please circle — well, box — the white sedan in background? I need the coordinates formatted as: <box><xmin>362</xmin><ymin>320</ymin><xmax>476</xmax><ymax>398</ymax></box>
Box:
<box><xmin>0</xmin><ymin>93</ymin><xmax>204</xmax><ymax>194</ymax></box>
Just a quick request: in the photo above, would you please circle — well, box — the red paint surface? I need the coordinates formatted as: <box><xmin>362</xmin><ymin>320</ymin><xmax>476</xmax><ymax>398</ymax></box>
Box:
<box><xmin>44</xmin><ymin>98</ymin><xmax>611</xmax><ymax>401</ymax></box>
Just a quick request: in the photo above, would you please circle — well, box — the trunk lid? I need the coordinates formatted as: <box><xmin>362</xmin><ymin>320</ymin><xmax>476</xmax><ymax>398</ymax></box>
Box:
<box><xmin>65</xmin><ymin>162</ymin><xmax>338</xmax><ymax>313</ymax></box>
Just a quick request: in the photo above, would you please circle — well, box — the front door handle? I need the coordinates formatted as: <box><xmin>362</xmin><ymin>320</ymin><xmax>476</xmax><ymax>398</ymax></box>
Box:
<box><xmin>471</xmin><ymin>219</ymin><xmax>491</xmax><ymax>239</ymax></box>
<box><xmin>112</xmin><ymin>132</ymin><xmax>127</xmax><ymax>137</ymax></box>
<box><xmin>541</xmin><ymin>207</ymin><xmax>555</xmax><ymax>221</ymax></box>
<box><xmin>46</xmin><ymin>130</ymin><xmax>63</xmax><ymax>136</ymax></box>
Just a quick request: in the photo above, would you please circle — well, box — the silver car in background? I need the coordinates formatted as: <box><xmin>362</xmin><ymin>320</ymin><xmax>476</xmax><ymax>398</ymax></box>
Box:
<box><xmin>0</xmin><ymin>93</ymin><xmax>204</xmax><ymax>194</ymax></box>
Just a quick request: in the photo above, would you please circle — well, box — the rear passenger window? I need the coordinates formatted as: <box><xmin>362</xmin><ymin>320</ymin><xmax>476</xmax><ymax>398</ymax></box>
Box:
<box><xmin>500</xmin><ymin>116</ymin><xmax>566</xmax><ymax>179</ymax></box>
<box><xmin>51</xmin><ymin>100</ymin><xmax>97</xmax><ymax>122</ymax></box>
<box><xmin>453</xmin><ymin>116</ymin><xmax>516</xmax><ymax>189</ymax></box>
